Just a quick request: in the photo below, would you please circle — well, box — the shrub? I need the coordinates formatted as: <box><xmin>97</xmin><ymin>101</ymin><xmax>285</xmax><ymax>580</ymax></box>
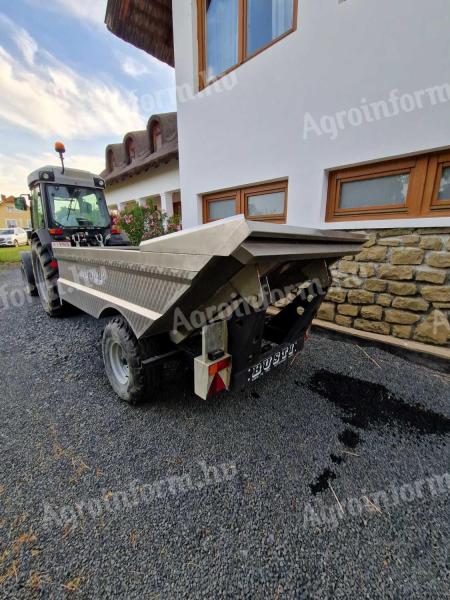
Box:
<box><xmin>113</xmin><ymin>200</ymin><xmax>181</xmax><ymax>246</ymax></box>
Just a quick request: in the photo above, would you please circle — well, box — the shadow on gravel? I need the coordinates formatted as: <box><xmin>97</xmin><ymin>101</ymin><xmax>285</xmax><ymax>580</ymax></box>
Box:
<box><xmin>310</xmin><ymin>468</ymin><xmax>336</xmax><ymax>494</ymax></box>
<box><xmin>338</xmin><ymin>428</ymin><xmax>360</xmax><ymax>448</ymax></box>
<box><xmin>307</xmin><ymin>369</ymin><xmax>450</xmax><ymax>495</ymax></box>
<box><xmin>308</xmin><ymin>370</ymin><xmax>450</xmax><ymax>435</ymax></box>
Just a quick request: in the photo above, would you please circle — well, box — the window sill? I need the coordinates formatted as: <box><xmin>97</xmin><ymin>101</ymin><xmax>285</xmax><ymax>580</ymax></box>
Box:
<box><xmin>320</xmin><ymin>214</ymin><xmax>450</xmax><ymax>230</ymax></box>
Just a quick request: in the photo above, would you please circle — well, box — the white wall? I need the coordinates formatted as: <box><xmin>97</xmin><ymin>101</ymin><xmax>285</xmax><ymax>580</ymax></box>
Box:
<box><xmin>105</xmin><ymin>160</ymin><xmax>180</xmax><ymax>208</ymax></box>
<box><xmin>172</xmin><ymin>0</ymin><xmax>450</xmax><ymax>230</ymax></box>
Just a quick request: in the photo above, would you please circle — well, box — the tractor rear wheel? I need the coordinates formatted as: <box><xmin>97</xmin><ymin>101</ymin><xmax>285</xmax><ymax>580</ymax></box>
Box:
<box><xmin>31</xmin><ymin>240</ymin><xmax>65</xmax><ymax>317</ymax></box>
<box><xmin>102</xmin><ymin>317</ymin><xmax>161</xmax><ymax>405</ymax></box>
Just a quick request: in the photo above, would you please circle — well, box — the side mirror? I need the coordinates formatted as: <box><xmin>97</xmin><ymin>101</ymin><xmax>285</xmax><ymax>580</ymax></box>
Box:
<box><xmin>14</xmin><ymin>196</ymin><xmax>27</xmax><ymax>211</ymax></box>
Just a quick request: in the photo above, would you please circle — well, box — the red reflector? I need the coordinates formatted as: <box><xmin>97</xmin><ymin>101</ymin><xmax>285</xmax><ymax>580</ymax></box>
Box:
<box><xmin>49</xmin><ymin>228</ymin><xmax>63</xmax><ymax>235</ymax></box>
<box><xmin>208</xmin><ymin>357</ymin><xmax>231</xmax><ymax>377</ymax></box>
<box><xmin>50</xmin><ymin>260</ymin><xmax>58</xmax><ymax>269</ymax></box>
<box><xmin>209</xmin><ymin>373</ymin><xmax>226</xmax><ymax>396</ymax></box>
<box><xmin>111</xmin><ymin>228</ymin><xmax>121</xmax><ymax>234</ymax></box>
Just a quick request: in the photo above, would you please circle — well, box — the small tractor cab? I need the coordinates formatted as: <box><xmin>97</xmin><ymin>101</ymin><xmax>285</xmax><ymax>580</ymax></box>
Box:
<box><xmin>17</xmin><ymin>142</ymin><xmax>128</xmax><ymax>316</ymax></box>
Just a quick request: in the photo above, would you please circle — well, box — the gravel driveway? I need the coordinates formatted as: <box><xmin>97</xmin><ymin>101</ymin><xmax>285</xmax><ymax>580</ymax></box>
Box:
<box><xmin>0</xmin><ymin>265</ymin><xmax>449</xmax><ymax>599</ymax></box>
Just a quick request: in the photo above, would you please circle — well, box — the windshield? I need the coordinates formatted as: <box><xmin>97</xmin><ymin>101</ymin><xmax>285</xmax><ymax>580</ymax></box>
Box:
<box><xmin>46</xmin><ymin>185</ymin><xmax>110</xmax><ymax>228</ymax></box>
<box><xmin>0</xmin><ymin>229</ymin><xmax>14</xmax><ymax>235</ymax></box>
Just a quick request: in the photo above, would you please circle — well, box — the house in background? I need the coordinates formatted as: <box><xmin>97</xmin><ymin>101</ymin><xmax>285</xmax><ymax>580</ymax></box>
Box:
<box><xmin>0</xmin><ymin>195</ymin><xmax>31</xmax><ymax>229</ymax></box>
<box><xmin>102</xmin><ymin>112</ymin><xmax>181</xmax><ymax>218</ymax></box>
<box><xmin>105</xmin><ymin>0</ymin><xmax>450</xmax><ymax>348</ymax></box>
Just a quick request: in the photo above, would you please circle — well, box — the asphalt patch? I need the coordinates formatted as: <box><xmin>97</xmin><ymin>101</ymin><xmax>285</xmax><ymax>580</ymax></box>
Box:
<box><xmin>309</xmin><ymin>468</ymin><xmax>336</xmax><ymax>495</ymax></box>
<box><xmin>309</xmin><ymin>370</ymin><xmax>450</xmax><ymax>435</ymax></box>
<box><xmin>338</xmin><ymin>428</ymin><xmax>360</xmax><ymax>448</ymax></box>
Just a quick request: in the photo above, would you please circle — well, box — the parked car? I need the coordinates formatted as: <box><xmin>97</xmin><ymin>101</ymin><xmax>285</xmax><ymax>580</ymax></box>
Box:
<box><xmin>0</xmin><ymin>228</ymin><xmax>29</xmax><ymax>247</ymax></box>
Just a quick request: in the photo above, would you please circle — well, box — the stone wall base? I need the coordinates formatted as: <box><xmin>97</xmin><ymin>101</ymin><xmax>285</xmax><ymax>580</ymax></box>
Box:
<box><xmin>318</xmin><ymin>228</ymin><xmax>450</xmax><ymax>347</ymax></box>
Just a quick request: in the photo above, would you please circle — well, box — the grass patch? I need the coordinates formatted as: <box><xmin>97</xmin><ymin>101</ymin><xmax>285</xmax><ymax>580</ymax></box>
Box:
<box><xmin>0</xmin><ymin>245</ymin><xmax>30</xmax><ymax>263</ymax></box>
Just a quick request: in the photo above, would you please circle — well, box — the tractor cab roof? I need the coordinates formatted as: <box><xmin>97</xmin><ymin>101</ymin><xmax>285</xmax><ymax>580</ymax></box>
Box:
<box><xmin>27</xmin><ymin>166</ymin><xmax>105</xmax><ymax>190</ymax></box>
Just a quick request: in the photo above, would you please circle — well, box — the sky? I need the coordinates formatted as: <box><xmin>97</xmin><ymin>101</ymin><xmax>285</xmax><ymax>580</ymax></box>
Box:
<box><xmin>0</xmin><ymin>0</ymin><xmax>176</xmax><ymax>196</ymax></box>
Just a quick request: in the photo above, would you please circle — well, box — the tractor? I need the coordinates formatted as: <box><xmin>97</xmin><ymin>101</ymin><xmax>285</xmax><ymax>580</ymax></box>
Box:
<box><xmin>16</xmin><ymin>143</ymin><xmax>128</xmax><ymax>316</ymax></box>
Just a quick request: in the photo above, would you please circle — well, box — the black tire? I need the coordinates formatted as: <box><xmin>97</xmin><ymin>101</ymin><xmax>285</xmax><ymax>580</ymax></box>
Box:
<box><xmin>14</xmin><ymin>240</ymin><xmax>19</xmax><ymax>247</ymax></box>
<box><xmin>20</xmin><ymin>252</ymin><xmax>38</xmax><ymax>296</ymax></box>
<box><xmin>102</xmin><ymin>317</ymin><xmax>161</xmax><ymax>405</ymax></box>
<box><xmin>31</xmin><ymin>239</ymin><xmax>65</xmax><ymax>317</ymax></box>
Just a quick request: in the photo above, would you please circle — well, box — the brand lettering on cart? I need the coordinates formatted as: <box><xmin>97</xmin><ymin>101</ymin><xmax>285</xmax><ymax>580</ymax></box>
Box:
<box><xmin>263</xmin><ymin>357</ymin><xmax>273</xmax><ymax>372</ymax></box>
<box><xmin>78</xmin><ymin>267</ymin><xmax>108</xmax><ymax>287</ymax></box>
<box><xmin>248</xmin><ymin>343</ymin><xmax>297</xmax><ymax>382</ymax></box>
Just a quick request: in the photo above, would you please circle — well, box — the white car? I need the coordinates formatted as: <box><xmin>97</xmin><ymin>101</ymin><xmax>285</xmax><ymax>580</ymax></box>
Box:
<box><xmin>0</xmin><ymin>227</ymin><xmax>28</xmax><ymax>247</ymax></box>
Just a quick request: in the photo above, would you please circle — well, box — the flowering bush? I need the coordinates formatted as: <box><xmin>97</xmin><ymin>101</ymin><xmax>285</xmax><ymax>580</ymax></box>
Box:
<box><xmin>113</xmin><ymin>200</ymin><xmax>181</xmax><ymax>246</ymax></box>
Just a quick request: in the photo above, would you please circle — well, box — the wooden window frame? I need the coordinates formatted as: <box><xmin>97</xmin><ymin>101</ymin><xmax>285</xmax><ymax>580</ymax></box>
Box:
<box><xmin>422</xmin><ymin>150</ymin><xmax>450</xmax><ymax>215</ymax></box>
<box><xmin>326</xmin><ymin>151</ymin><xmax>450</xmax><ymax>222</ymax></box>
<box><xmin>203</xmin><ymin>180</ymin><xmax>288</xmax><ymax>223</ymax></box>
<box><xmin>203</xmin><ymin>189</ymin><xmax>240</xmax><ymax>222</ymax></box>
<box><xmin>197</xmin><ymin>0</ymin><xmax>299</xmax><ymax>90</ymax></box>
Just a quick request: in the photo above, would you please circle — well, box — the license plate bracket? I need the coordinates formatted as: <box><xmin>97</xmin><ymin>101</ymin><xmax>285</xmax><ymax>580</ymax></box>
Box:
<box><xmin>247</xmin><ymin>341</ymin><xmax>299</xmax><ymax>383</ymax></box>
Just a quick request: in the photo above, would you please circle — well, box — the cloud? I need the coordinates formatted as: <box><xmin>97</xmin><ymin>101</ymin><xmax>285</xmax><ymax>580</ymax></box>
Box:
<box><xmin>119</xmin><ymin>51</ymin><xmax>175</xmax><ymax>80</ymax></box>
<box><xmin>51</xmin><ymin>0</ymin><xmax>107</xmax><ymax>24</ymax></box>
<box><xmin>121</xmin><ymin>56</ymin><xmax>152</xmax><ymax>79</ymax></box>
<box><xmin>0</xmin><ymin>152</ymin><xmax>106</xmax><ymax>196</ymax></box>
<box><xmin>0</xmin><ymin>20</ymin><xmax>144</xmax><ymax>140</ymax></box>
<box><xmin>14</xmin><ymin>28</ymin><xmax>38</xmax><ymax>66</ymax></box>
<box><xmin>24</xmin><ymin>0</ymin><xmax>107</xmax><ymax>27</ymax></box>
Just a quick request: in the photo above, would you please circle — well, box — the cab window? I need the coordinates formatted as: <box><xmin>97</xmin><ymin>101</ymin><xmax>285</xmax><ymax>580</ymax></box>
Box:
<box><xmin>30</xmin><ymin>187</ymin><xmax>45</xmax><ymax>230</ymax></box>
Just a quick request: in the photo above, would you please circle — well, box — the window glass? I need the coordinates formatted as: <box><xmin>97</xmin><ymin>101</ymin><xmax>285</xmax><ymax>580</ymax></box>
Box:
<box><xmin>247</xmin><ymin>191</ymin><xmax>285</xmax><ymax>216</ymax></box>
<box><xmin>247</xmin><ymin>0</ymin><xmax>294</xmax><ymax>55</ymax></box>
<box><xmin>31</xmin><ymin>187</ymin><xmax>45</xmax><ymax>230</ymax></box>
<box><xmin>46</xmin><ymin>185</ymin><xmax>110</xmax><ymax>228</ymax></box>
<box><xmin>208</xmin><ymin>198</ymin><xmax>237</xmax><ymax>220</ymax></box>
<box><xmin>206</xmin><ymin>0</ymin><xmax>239</xmax><ymax>81</ymax></box>
<box><xmin>437</xmin><ymin>166</ymin><xmax>450</xmax><ymax>200</ymax></box>
<box><xmin>339</xmin><ymin>174</ymin><xmax>409</xmax><ymax>209</ymax></box>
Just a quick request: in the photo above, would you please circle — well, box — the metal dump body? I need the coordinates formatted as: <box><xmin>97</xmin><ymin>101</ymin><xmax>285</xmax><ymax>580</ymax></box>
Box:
<box><xmin>54</xmin><ymin>216</ymin><xmax>364</xmax><ymax>339</ymax></box>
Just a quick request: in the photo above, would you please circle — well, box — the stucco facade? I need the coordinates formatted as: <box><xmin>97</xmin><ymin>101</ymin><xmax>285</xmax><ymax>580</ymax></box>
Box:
<box><xmin>171</xmin><ymin>0</ymin><xmax>450</xmax><ymax>231</ymax></box>
<box><xmin>104</xmin><ymin>0</ymin><xmax>450</xmax><ymax>346</ymax></box>
<box><xmin>105</xmin><ymin>160</ymin><xmax>180</xmax><ymax>215</ymax></box>
<box><xmin>102</xmin><ymin>113</ymin><xmax>181</xmax><ymax>216</ymax></box>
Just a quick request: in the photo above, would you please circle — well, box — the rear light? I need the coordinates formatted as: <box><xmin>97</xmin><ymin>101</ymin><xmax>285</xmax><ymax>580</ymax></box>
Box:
<box><xmin>50</xmin><ymin>260</ymin><xmax>58</xmax><ymax>269</ymax></box>
<box><xmin>304</xmin><ymin>325</ymin><xmax>312</xmax><ymax>341</ymax></box>
<box><xmin>49</xmin><ymin>228</ymin><xmax>63</xmax><ymax>235</ymax></box>
<box><xmin>208</xmin><ymin>356</ymin><xmax>231</xmax><ymax>377</ymax></box>
<box><xmin>111</xmin><ymin>228</ymin><xmax>121</xmax><ymax>235</ymax></box>
<box><xmin>209</xmin><ymin>373</ymin><xmax>226</xmax><ymax>396</ymax></box>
